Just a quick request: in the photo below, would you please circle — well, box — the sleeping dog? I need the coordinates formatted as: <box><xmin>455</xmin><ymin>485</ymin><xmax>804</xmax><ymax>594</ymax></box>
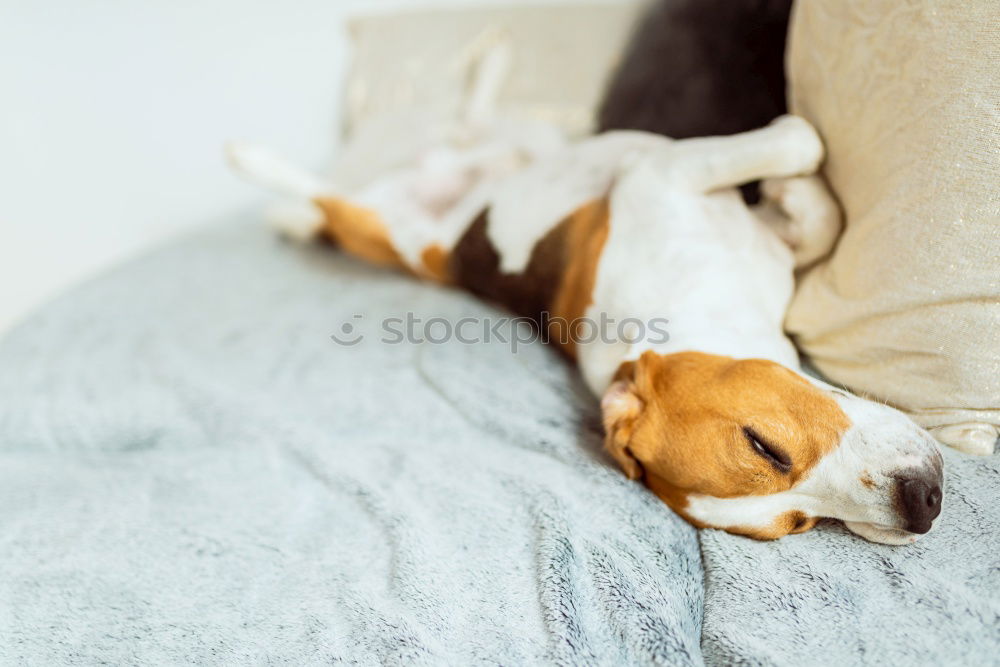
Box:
<box><xmin>228</xmin><ymin>54</ymin><xmax>943</xmax><ymax>545</ymax></box>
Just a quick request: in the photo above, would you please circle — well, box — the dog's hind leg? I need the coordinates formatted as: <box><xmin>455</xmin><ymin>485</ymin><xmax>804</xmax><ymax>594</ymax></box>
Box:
<box><xmin>227</xmin><ymin>141</ymin><xmax>468</xmax><ymax>280</ymax></box>
<box><xmin>658</xmin><ymin>115</ymin><xmax>825</xmax><ymax>194</ymax></box>
<box><xmin>226</xmin><ymin>142</ymin><xmax>336</xmax><ymax>242</ymax></box>
<box><xmin>226</xmin><ymin>141</ymin><xmax>416</xmax><ymax>270</ymax></box>
<box><xmin>461</xmin><ymin>36</ymin><xmax>512</xmax><ymax>131</ymax></box>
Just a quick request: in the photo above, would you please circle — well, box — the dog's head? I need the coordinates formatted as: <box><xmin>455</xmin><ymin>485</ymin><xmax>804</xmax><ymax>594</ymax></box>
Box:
<box><xmin>603</xmin><ymin>351</ymin><xmax>943</xmax><ymax>544</ymax></box>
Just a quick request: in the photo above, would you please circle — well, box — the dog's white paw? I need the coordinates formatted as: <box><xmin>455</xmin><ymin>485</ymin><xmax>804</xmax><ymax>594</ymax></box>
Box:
<box><xmin>760</xmin><ymin>175</ymin><xmax>842</xmax><ymax>267</ymax></box>
<box><xmin>225</xmin><ymin>141</ymin><xmax>329</xmax><ymax>199</ymax></box>
<box><xmin>930</xmin><ymin>422</ymin><xmax>998</xmax><ymax>456</ymax></box>
<box><xmin>265</xmin><ymin>201</ymin><xmax>325</xmax><ymax>242</ymax></box>
<box><xmin>769</xmin><ymin>115</ymin><xmax>824</xmax><ymax>176</ymax></box>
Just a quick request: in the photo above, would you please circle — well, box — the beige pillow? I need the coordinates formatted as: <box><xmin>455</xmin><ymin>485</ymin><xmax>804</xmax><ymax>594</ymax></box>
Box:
<box><xmin>786</xmin><ymin>0</ymin><xmax>1000</xmax><ymax>454</ymax></box>
<box><xmin>342</xmin><ymin>3</ymin><xmax>641</xmax><ymax>140</ymax></box>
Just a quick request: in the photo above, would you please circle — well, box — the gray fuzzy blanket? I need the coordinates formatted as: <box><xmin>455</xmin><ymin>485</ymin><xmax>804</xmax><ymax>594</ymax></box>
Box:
<box><xmin>1</xmin><ymin>219</ymin><xmax>997</xmax><ymax>665</ymax></box>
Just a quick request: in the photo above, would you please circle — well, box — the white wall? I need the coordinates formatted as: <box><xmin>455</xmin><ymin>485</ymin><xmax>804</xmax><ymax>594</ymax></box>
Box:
<box><xmin>0</xmin><ymin>0</ymin><xmax>607</xmax><ymax>333</ymax></box>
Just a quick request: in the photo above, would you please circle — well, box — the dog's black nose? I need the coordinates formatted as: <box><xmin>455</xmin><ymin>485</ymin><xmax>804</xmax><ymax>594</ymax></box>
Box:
<box><xmin>898</xmin><ymin>477</ymin><xmax>943</xmax><ymax>534</ymax></box>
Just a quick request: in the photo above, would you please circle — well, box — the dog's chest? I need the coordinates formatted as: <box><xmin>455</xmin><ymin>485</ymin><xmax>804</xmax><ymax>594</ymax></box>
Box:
<box><xmin>448</xmin><ymin>199</ymin><xmax>610</xmax><ymax>353</ymax></box>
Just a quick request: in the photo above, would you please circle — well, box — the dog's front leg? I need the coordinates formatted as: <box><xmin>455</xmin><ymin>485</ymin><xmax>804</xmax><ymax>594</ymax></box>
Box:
<box><xmin>757</xmin><ymin>175</ymin><xmax>843</xmax><ymax>268</ymax></box>
<box><xmin>657</xmin><ymin>115</ymin><xmax>825</xmax><ymax>194</ymax></box>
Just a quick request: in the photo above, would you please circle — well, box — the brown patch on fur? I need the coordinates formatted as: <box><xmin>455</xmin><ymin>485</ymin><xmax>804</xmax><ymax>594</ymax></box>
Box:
<box><xmin>859</xmin><ymin>473</ymin><xmax>876</xmax><ymax>490</ymax></box>
<box><xmin>449</xmin><ymin>200</ymin><xmax>610</xmax><ymax>358</ymax></box>
<box><xmin>547</xmin><ymin>200</ymin><xmax>610</xmax><ymax>357</ymax></box>
<box><xmin>419</xmin><ymin>244</ymin><xmax>451</xmax><ymax>284</ymax></box>
<box><xmin>313</xmin><ymin>197</ymin><xmax>406</xmax><ymax>269</ymax></box>
<box><xmin>602</xmin><ymin>351</ymin><xmax>851</xmax><ymax>539</ymax></box>
<box><xmin>450</xmin><ymin>210</ymin><xmax>560</xmax><ymax>325</ymax></box>
<box><xmin>726</xmin><ymin>512</ymin><xmax>820</xmax><ymax>540</ymax></box>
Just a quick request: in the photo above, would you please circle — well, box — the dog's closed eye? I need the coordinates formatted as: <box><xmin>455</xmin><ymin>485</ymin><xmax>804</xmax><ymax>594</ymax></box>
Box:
<box><xmin>744</xmin><ymin>426</ymin><xmax>792</xmax><ymax>472</ymax></box>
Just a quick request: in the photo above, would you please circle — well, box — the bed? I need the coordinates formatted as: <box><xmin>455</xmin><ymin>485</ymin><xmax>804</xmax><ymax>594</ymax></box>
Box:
<box><xmin>0</xmin><ymin>219</ymin><xmax>997</xmax><ymax>664</ymax></box>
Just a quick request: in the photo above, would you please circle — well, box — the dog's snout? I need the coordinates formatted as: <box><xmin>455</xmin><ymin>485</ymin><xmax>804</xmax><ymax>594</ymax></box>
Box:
<box><xmin>898</xmin><ymin>475</ymin><xmax>943</xmax><ymax>534</ymax></box>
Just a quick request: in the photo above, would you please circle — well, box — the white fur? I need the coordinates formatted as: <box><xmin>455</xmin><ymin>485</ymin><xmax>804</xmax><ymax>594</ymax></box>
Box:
<box><xmin>758</xmin><ymin>175</ymin><xmax>842</xmax><ymax>267</ymax></box>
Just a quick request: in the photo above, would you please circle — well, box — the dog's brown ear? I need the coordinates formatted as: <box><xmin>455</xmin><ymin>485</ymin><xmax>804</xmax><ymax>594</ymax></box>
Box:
<box><xmin>601</xmin><ymin>369</ymin><xmax>645</xmax><ymax>480</ymax></box>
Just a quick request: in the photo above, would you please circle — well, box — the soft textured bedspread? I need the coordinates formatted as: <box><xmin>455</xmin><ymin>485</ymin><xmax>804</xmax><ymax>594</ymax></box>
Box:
<box><xmin>1</xmin><ymin>220</ymin><xmax>997</xmax><ymax>665</ymax></box>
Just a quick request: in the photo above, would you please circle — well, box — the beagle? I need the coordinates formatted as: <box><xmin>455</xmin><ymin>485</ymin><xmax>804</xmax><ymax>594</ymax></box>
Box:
<box><xmin>228</xmin><ymin>86</ymin><xmax>942</xmax><ymax>547</ymax></box>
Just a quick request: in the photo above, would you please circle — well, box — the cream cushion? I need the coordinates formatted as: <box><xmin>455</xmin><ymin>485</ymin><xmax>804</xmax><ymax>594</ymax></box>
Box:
<box><xmin>786</xmin><ymin>0</ymin><xmax>1000</xmax><ymax>452</ymax></box>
